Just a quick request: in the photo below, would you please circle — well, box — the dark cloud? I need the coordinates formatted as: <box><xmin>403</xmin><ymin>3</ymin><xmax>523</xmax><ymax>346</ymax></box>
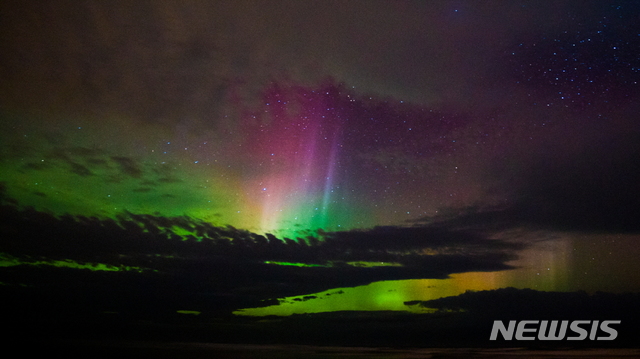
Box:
<box><xmin>0</xmin><ymin>0</ymin><xmax>589</xmax><ymax>124</ymax></box>
<box><xmin>15</xmin><ymin>146</ymin><xmax>152</xmax><ymax>181</ymax></box>
<box><xmin>515</xmin><ymin>133</ymin><xmax>640</xmax><ymax>233</ymax></box>
<box><xmin>67</xmin><ymin>146</ymin><xmax>104</xmax><ymax>158</ymax></box>
<box><xmin>110</xmin><ymin>156</ymin><xmax>143</xmax><ymax>179</ymax></box>
<box><xmin>18</xmin><ymin>147</ymin><xmax>107</xmax><ymax>177</ymax></box>
<box><xmin>47</xmin><ymin>148</ymin><xmax>73</xmax><ymax>162</ymax></box>
<box><xmin>69</xmin><ymin>162</ymin><xmax>93</xmax><ymax>177</ymax></box>
<box><xmin>407</xmin><ymin>287</ymin><xmax>640</xmax><ymax>321</ymax></box>
<box><xmin>154</xmin><ymin>165</ymin><xmax>181</xmax><ymax>183</ymax></box>
<box><xmin>158</xmin><ymin>177</ymin><xmax>181</xmax><ymax>184</ymax></box>
<box><xmin>0</xmin><ymin>187</ymin><xmax>524</xmax><ymax>313</ymax></box>
<box><xmin>86</xmin><ymin>158</ymin><xmax>108</xmax><ymax>166</ymax></box>
<box><xmin>417</xmin><ymin>131</ymin><xmax>640</xmax><ymax>234</ymax></box>
<box><xmin>293</xmin><ymin>296</ymin><xmax>317</xmax><ymax>302</ymax></box>
<box><xmin>23</xmin><ymin>162</ymin><xmax>49</xmax><ymax>171</ymax></box>
<box><xmin>323</xmin><ymin>226</ymin><xmax>525</xmax><ymax>254</ymax></box>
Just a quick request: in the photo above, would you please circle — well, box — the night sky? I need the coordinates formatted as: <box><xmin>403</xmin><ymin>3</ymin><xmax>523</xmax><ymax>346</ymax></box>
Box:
<box><xmin>1</xmin><ymin>0</ymin><xmax>640</xmax><ymax>318</ymax></box>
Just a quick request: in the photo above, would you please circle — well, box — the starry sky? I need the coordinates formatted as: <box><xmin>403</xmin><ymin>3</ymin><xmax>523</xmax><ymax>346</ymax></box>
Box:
<box><xmin>1</xmin><ymin>0</ymin><xmax>640</xmax><ymax>316</ymax></box>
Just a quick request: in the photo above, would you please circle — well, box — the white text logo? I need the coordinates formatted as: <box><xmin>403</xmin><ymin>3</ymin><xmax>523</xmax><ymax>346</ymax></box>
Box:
<box><xmin>489</xmin><ymin>320</ymin><xmax>620</xmax><ymax>340</ymax></box>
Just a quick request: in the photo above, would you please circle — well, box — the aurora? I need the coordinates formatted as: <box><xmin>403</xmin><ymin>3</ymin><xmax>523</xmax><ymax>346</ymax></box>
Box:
<box><xmin>1</xmin><ymin>0</ymin><xmax>640</xmax><ymax>351</ymax></box>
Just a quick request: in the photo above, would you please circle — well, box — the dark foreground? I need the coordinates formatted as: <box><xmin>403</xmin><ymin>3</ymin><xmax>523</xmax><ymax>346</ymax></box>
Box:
<box><xmin>33</xmin><ymin>342</ymin><xmax>640</xmax><ymax>358</ymax></box>
<box><xmin>8</xmin><ymin>288</ymin><xmax>640</xmax><ymax>357</ymax></box>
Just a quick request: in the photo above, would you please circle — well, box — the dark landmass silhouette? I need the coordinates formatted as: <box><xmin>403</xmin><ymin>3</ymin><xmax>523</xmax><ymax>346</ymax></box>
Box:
<box><xmin>1</xmin><ymin>184</ymin><xmax>639</xmax><ymax>353</ymax></box>
<box><xmin>0</xmin><ymin>181</ymin><xmax>522</xmax><ymax>317</ymax></box>
<box><xmin>6</xmin><ymin>287</ymin><xmax>640</xmax><ymax>351</ymax></box>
